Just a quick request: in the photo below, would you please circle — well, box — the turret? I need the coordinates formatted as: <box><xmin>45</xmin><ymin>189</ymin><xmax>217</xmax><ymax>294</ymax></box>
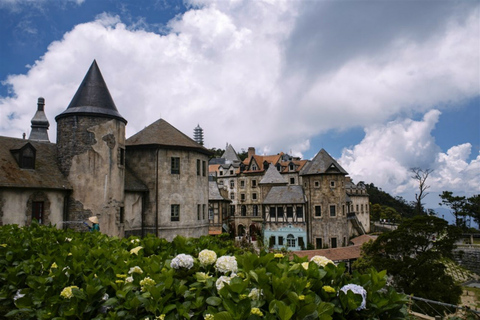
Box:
<box><xmin>29</xmin><ymin>97</ymin><xmax>50</xmax><ymax>142</ymax></box>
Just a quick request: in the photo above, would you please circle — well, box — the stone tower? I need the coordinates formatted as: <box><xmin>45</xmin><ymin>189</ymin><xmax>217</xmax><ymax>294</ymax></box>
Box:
<box><xmin>29</xmin><ymin>97</ymin><xmax>50</xmax><ymax>141</ymax></box>
<box><xmin>55</xmin><ymin>60</ymin><xmax>127</xmax><ymax>236</ymax></box>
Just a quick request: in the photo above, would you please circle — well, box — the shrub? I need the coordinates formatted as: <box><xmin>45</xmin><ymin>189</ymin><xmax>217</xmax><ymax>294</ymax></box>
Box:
<box><xmin>0</xmin><ymin>223</ymin><xmax>408</xmax><ymax>319</ymax></box>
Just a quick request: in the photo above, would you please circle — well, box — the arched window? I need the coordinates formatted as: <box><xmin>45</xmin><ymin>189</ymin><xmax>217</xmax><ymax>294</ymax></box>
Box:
<box><xmin>287</xmin><ymin>234</ymin><xmax>296</xmax><ymax>248</ymax></box>
<box><xmin>238</xmin><ymin>225</ymin><xmax>245</xmax><ymax>237</ymax></box>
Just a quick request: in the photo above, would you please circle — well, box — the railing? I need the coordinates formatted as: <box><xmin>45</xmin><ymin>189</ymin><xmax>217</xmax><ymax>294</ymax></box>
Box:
<box><xmin>408</xmin><ymin>295</ymin><xmax>480</xmax><ymax>319</ymax></box>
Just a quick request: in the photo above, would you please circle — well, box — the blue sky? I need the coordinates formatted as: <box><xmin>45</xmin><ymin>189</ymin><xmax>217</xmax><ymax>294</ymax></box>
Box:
<box><xmin>0</xmin><ymin>0</ymin><xmax>479</xmax><ymax>216</ymax></box>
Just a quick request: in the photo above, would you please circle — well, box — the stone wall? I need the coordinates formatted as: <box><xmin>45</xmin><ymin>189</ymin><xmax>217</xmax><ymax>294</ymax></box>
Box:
<box><xmin>453</xmin><ymin>246</ymin><xmax>480</xmax><ymax>275</ymax></box>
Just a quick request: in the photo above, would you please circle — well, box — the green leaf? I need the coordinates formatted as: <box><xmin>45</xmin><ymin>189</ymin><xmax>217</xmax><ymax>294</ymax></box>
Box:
<box><xmin>214</xmin><ymin>311</ymin><xmax>234</xmax><ymax>320</ymax></box>
<box><xmin>206</xmin><ymin>296</ymin><xmax>222</xmax><ymax>306</ymax></box>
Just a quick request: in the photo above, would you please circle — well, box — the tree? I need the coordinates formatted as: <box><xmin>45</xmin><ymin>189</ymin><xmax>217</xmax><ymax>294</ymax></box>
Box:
<box><xmin>355</xmin><ymin>215</ymin><xmax>462</xmax><ymax>304</ymax></box>
<box><xmin>466</xmin><ymin>194</ymin><xmax>480</xmax><ymax>229</ymax></box>
<box><xmin>439</xmin><ymin>191</ymin><xmax>468</xmax><ymax>229</ymax></box>
<box><xmin>366</xmin><ymin>183</ymin><xmax>416</xmax><ymax>218</ymax></box>
<box><xmin>410</xmin><ymin>168</ymin><xmax>433</xmax><ymax>215</ymax></box>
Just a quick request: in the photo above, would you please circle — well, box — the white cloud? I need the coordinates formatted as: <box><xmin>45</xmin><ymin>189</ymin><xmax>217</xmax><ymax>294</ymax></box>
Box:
<box><xmin>0</xmin><ymin>0</ymin><xmax>478</xmax><ymax>191</ymax></box>
<box><xmin>339</xmin><ymin>110</ymin><xmax>480</xmax><ymax>202</ymax></box>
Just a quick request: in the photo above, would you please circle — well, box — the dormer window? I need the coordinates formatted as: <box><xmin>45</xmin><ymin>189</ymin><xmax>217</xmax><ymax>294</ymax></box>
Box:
<box><xmin>289</xmin><ymin>163</ymin><xmax>294</xmax><ymax>171</ymax></box>
<box><xmin>11</xmin><ymin>143</ymin><xmax>36</xmax><ymax>169</ymax></box>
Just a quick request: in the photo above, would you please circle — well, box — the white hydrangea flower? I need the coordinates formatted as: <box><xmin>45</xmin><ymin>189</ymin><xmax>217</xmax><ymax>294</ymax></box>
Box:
<box><xmin>125</xmin><ymin>276</ymin><xmax>134</xmax><ymax>283</ymax></box>
<box><xmin>128</xmin><ymin>266</ymin><xmax>143</xmax><ymax>274</ymax></box>
<box><xmin>130</xmin><ymin>246</ymin><xmax>143</xmax><ymax>255</ymax></box>
<box><xmin>198</xmin><ymin>249</ymin><xmax>217</xmax><ymax>266</ymax></box>
<box><xmin>170</xmin><ymin>254</ymin><xmax>194</xmax><ymax>270</ymax></box>
<box><xmin>216</xmin><ymin>275</ymin><xmax>232</xmax><ymax>291</ymax></box>
<box><xmin>340</xmin><ymin>284</ymin><xmax>367</xmax><ymax>310</ymax></box>
<box><xmin>310</xmin><ymin>255</ymin><xmax>335</xmax><ymax>268</ymax></box>
<box><xmin>248</xmin><ymin>288</ymin><xmax>263</xmax><ymax>300</ymax></box>
<box><xmin>215</xmin><ymin>255</ymin><xmax>238</xmax><ymax>274</ymax></box>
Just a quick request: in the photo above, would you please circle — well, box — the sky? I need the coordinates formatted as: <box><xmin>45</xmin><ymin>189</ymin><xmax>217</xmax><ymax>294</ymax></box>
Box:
<box><xmin>0</xmin><ymin>0</ymin><xmax>479</xmax><ymax>222</ymax></box>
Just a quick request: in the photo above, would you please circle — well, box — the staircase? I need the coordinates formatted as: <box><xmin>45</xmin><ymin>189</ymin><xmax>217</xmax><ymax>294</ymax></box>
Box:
<box><xmin>347</xmin><ymin>212</ymin><xmax>366</xmax><ymax>235</ymax></box>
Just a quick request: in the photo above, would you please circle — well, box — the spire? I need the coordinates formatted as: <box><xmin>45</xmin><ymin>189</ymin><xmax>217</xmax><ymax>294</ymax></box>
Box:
<box><xmin>29</xmin><ymin>97</ymin><xmax>50</xmax><ymax>142</ymax></box>
<box><xmin>55</xmin><ymin>60</ymin><xmax>126</xmax><ymax>123</ymax></box>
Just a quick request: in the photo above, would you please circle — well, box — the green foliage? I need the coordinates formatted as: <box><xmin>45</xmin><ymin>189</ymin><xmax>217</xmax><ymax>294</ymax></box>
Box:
<box><xmin>440</xmin><ymin>191</ymin><xmax>480</xmax><ymax>230</ymax></box>
<box><xmin>0</xmin><ymin>224</ymin><xmax>409</xmax><ymax>319</ymax></box>
<box><xmin>366</xmin><ymin>184</ymin><xmax>416</xmax><ymax>219</ymax></box>
<box><xmin>355</xmin><ymin>215</ymin><xmax>463</xmax><ymax>305</ymax></box>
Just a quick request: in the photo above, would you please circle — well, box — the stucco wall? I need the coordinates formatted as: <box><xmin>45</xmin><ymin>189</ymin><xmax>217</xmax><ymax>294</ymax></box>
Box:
<box><xmin>0</xmin><ymin>189</ymin><xmax>65</xmax><ymax>227</ymax></box>
<box><xmin>124</xmin><ymin>191</ymin><xmax>144</xmax><ymax>234</ymax></box>
<box><xmin>304</xmin><ymin>174</ymin><xmax>349</xmax><ymax>248</ymax></box>
<box><xmin>127</xmin><ymin>147</ymin><xmax>209</xmax><ymax>241</ymax></box>
<box><xmin>58</xmin><ymin>116</ymin><xmax>125</xmax><ymax>237</ymax></box>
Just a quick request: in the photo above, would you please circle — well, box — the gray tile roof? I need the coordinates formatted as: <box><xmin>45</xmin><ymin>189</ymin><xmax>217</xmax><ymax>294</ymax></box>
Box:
<box><xmin>300</xmin><ymin>149</ymin><xmax>348</xmax><ymax>176</ymax></box>
<box><xmin>55</xmin><ymin>60</ymin><xmax>127</xmax><ymax>123</ymax></box>
<box><xmin>209</xmin><ymin>181</ymin><xmax>229</xmax><ymax>201</ymax></box>
<box><xmin>263</xmin><ymin>185</ymin><xmax>305</xmax><ymax>204</ymax></box>
<box><xmin>260</xmin><ymin>163</ymin><xmax>287</xmax><ymax>185</ymax></box>
<box><xmin>221</xmin><ymin>144</ymin><xmax>240</xmax><ymax>163</ymax></box>
<box><xmin>126</xmin><ymin>119</ymin><xmax>212</xmax><ymax>156</ymax></box>
<box><xmin>125</xmin><ymin>167</ymin><xmax>148</xmax><ymax>192</ymax></box>
<box><xmin>0</xmin><ymin>136</ymin><xmax>71</xmax><ymax>190</ymax></box>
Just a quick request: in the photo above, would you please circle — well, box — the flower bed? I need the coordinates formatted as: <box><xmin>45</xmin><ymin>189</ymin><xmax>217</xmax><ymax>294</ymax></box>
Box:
<box><xmin>0</xmin><ymin>223</ymin><xmax>408</xmax><ymax>319</ymax></box>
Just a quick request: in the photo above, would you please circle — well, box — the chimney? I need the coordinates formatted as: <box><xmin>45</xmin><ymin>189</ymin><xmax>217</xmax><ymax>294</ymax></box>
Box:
<box><xmin>248</xmin><ymin>147</ymin><xmax>255</xmax><ymax>159</ymax></box>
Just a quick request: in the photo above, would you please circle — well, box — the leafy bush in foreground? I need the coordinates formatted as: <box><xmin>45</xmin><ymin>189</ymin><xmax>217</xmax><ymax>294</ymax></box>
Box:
<box><xmin>0</xmin><ymin>223</ymin><xmax>408</xmax><ymax>319</ymax></box>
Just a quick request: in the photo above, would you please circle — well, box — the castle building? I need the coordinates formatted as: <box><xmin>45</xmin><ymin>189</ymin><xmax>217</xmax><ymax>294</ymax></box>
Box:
<box><xmin>0</xmin><ymin>60</ymin><xmax>210</xmax><ymax>240</ymax></box>
<box><xmin>209</xmin><ymin>147</ymin><xmax>370</xmax><ymax>250</ymax></box>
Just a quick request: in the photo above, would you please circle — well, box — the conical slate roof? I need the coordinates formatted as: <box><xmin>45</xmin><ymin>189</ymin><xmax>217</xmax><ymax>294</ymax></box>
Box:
<box><xmin>300</xmin><ymin>149</ymin><xmax>348</xmax><ymax>176</ymax></box>
<box><xmin>260</xmin><ymin>162</ymin><xmax>287</xmax><ymax>185</ymax></box>
<box><xmin>55</xmin><ymin>60</ymin><xmax>126</xmax><ymax>123</ymax></box>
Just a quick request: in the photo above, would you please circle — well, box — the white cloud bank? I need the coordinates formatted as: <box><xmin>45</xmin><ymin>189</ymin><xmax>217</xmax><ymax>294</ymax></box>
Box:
<box><xmin>0</xmin><ymin>0</ymin><xmax>478</xmax><ymax>200</ymax></box>
<box><xmin>339</xmin><ymin>110</ymin><xmax>480</xmax><ymax>202</ymax></box>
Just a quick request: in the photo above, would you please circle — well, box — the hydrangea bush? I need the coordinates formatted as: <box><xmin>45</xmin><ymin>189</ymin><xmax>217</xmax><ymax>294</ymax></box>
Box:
<box><xmin>0</xmin><ymin>223</ymin><xmax>408</xmax><ymax>319</ymax></box>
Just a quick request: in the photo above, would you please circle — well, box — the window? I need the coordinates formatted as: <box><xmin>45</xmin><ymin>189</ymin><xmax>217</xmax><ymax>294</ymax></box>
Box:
<box><xmin>230</xmin><ymin>205</ymin><xmax>235</xmax><ymax>215</ymax></box>
<box><xmin>203</xmin><ymin>204</ymin><xmax>206</xmax><ymax>220</ymax></box>
<box><xmin>315</xmin><ymin>205</ymin><xmax>321</xmax><ymax>217</ymax></box>
<box><xmin>197</xmin><ymin>159</ymin><xmax>201</xmax><ymax>175</ymax></box>
<box><xmin>219</xmin><ymin>171</ymin><xmax>223</xmax><ymax>176</ymax></box>
<box><xmin>287</xmin><ymin>207</ymin><xmax>293</xmax><ymax>219</ymax></box>
<box><xmin>298</xmin><ymin>237</ymin><xmax>305</xmax><ymax>249</ymax></box>
<box><xmin>314</xmin><ymin>181</ymin><xmax>320</xmax><ymax>187</ymax></box>
<box><xmin>296</xmin><ymin>206</ymin><xmax>303</xmax><ymax>219</ymax></box>
<box><xmin>118</xmin><ymin>147</ymin><xmax>125</xmax><ymax>166</ymax></box>
<box><xmin>171</xmin><ymin>204</ymin><xmax>180</xmax><ymax>221</ymax></box>
<box><xmin>269</xmin><ymin>236</ymin><xmax>276</xmax><ymax>246</ymax></box>
<box><xmin>15</xmin><ymin>144</ymin><xmax>36</xmax><ymax>169</ymax></box>
<box><xmin>240</xmin><ymin>180</ymin><xmax>245</xmax><ymax>188</ymax></box>
<box><xmin>289</xmin><ymin>164</ymin><xmax>294</xmax><ymax>171</ymax></box>
<box><xmin>241</xmin><ymin>193</ymin><xmax>246</xmax><ymax>201</ymax></box>
<box><xmin>253</xmin><ymin>205</ymin><xmax>258</xmax><ymax>216</ymax></box>
<box><xmin>330</xmin><ymin>205</ymin><xmax>336</xmax><ymax>217</ymax></box>
<box><xmin>241</xmin><ymin>205</ymin><xmax>246</xmax><ymax>216</ymax></box>
<box><xmin>252</xmin><ymin>193</ymin><xmax>257</xmax><ymax>200</ymax></box>
<box><xmin>278</xmin><ymin>236</ymin><xmax>284</xmax><ymax>246</ymax></box>
<box><xmin>171</xmin><ymin>157</ymin><xmax>180</xmax><ymax>174</ymax></box>
<box><xmin>270</xmin><ymin>207</ymin><xmax>276</xmax><ymax>221</ymax></box>
<box><xmin>230</xmin><ymin>170</ymin><xmax>234</xmax><ymax>175</ymax></box>
<box><xmin>230</xmin><ymin>193</ymin><xmax>234</xmax><ymax>200</ymax></box>
<box><xmin>331</xmin><ymin>237</ymin><xmax>337</xmax><ymax>248</ymax></box>
<box><xmin>361</xmin><ymin>204</ymin><xmax>364</xmax><ymax>213</ymax></box>
<box><xmin>316</xmin><ymin>238</ymin><xmax>322</xmax><ymax>249</ymax></box>
<box><xmin>230</xmin><ymin>180</ymin><xmax>235</xmax><ymax>188</ymax></box>
<box><xmin>32</xmin><ymin>201</ymin><xmax>44</xmax><ymax>224</ymax></box>
<box><xmin>277</xmin><ymin>207</ymin><xmax>284</xmax><ymax>219</ymax></box>
<box><xmin>252</xmin><ymin>179</ymin><xmax>257</xmax><ymax>187</ymax></box>
<box><xmin>330</xmin><ymin>181</ymin><xmax>335</xmax><ymax>187</ymax></box>
<box><xmin>209</xmin><ymin>208</ymin><xmax>213</xmax><ymax>220</ymax></box>
<box><xmin>290</xmin><ymin>177</ymin><xmax>295</xmax><ymax>184</ymax></box>
<box><xmin>119</xmin><ymin>207</ymin><xmax>125</xmax><ymax>223</ymax></box>
<box><xmin>287</xmin><ymin>234</ymin><xmax>296</xmax><ymax>247</ymax></box>
<box><xmin>203</xmin><ymin>161</ymin><xmax>206</xmax><ymax>176</ymax></box>
<box><xmin>356</xmin><ymin>204</ymin><xmax>359</xmax><ymax>212</ymax></box>
<box><xmin>197</xmin><ymin>204</ymin><xmax>201</xmax><ymax>220</ymax></box>
<box><xmin>252</xmin><ymin>165</ymin><xmax>257</xmax><ymax>171</ymax></box>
